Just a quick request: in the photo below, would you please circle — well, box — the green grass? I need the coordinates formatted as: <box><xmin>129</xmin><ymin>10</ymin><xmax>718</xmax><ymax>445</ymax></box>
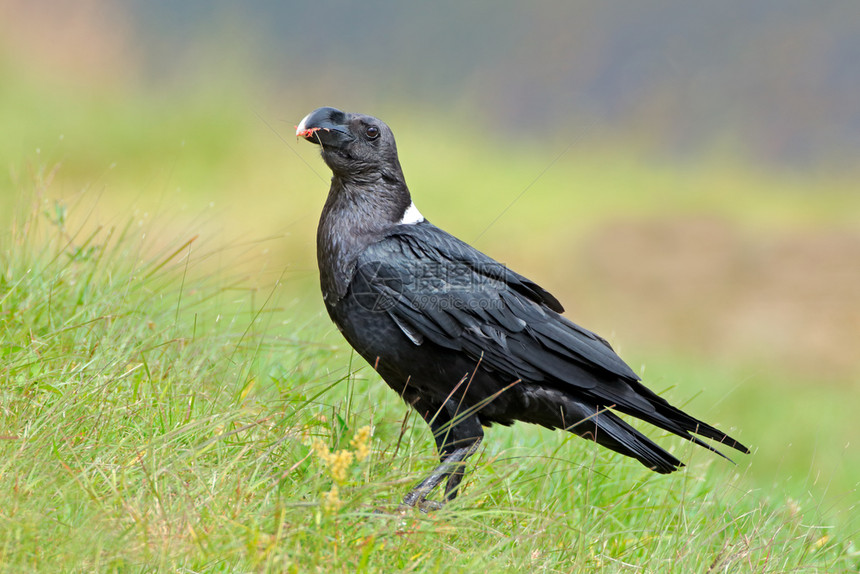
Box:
<box><xmin>1</xmin><ymin>177</ymin><xmax>858</xmax><ymax>572</ymax></box>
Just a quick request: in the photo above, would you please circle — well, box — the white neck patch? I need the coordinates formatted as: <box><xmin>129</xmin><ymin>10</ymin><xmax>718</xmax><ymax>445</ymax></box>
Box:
<box><xmin>397</xmin><ymin>203</ymin><xmax>424</xmax><ymax>225</ymax></box>
<box><xmin>398</xmin><ymin>202</ymin><xmax>425</xmax><ymax>225</ymax></box>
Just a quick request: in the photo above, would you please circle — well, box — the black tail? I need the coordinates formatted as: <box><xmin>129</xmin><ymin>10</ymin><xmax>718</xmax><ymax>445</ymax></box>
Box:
<box><xmin>614</xmin><ymin>379</ymin><xmax>750</xmax><ymax>458</ymax></box>
<box><xmin>567</xmin><ymin>405</ymin><xmax>683</xmax><ymax>474</ymax></box>
<box><xmin>582</xmin><ymin>378</ymin><xmax>750</xmax><ymax>462</ymax></box>
<box><xmin>521</xmin><ymin>385</ymin><xmax>746</xmax><ymax>473</ymax></box>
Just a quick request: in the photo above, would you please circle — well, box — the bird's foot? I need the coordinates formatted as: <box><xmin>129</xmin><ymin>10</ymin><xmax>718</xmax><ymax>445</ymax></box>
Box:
<box><xmin>416</xmin><ymin>498</ymin><xmax>444</xmax><ymax>513</ymax></box>
<box><xmin>397</xmin><ymin>496</ymin><xmax>444</xmax><ymax>514</ymax></box>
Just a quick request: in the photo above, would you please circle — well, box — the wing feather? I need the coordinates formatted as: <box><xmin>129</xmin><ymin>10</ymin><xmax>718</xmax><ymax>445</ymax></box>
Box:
<box><xmin>358</xmin><ymin>223</ymin><xmax>639</xmax><ymax>387</ymax></box>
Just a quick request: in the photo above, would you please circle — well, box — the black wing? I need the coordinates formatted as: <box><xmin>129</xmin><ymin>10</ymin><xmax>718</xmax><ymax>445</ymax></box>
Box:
<box><xmin>360</xmin><ymin>221</ymin><xmax>639</xmax><ymax>380</ymax></box>
<box><xmin>357</xmin><ymin>221</ymin><xmax>749</xmax><ymax>455</ymax></box>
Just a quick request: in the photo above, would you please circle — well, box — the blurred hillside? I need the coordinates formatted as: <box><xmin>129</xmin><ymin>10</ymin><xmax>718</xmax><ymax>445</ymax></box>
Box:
<box><xmin>120</xmin><ymin>1</ymin><xmax>860</xmax><ymax>167</ymax></box>
<box><xmin>5</xmin><ymin>1</ymin><xmax>860</xmax><ymax>167</ymax></box>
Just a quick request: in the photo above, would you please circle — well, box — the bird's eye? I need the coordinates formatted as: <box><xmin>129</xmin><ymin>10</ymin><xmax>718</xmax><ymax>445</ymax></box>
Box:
<box><xmin>365</xmin><ymin>125</ymin><xmax>380</xmax><ymax>140</ymax></box>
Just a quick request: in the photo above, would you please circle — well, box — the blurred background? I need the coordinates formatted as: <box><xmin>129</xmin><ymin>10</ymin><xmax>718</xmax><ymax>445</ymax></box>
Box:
<box><xmin>2</xmin><ymin>0</ymin><xmax>858</xmax><ymax>531</ymax></box>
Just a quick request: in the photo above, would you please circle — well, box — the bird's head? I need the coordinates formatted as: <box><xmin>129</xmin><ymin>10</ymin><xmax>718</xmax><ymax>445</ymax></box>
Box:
<box><xmin>296</xmin><ymin>107</ymin><xmax>404</xmax><ymax>185</ymax></box>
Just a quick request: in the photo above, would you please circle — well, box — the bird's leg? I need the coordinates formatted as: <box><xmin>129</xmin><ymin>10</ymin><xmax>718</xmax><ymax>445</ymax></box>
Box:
<box><xmin>443</xmin><ymin>437</ymin><xmax>482</xmax><ymax>499</ymax></box>
<box><xmin>400</xmin><ymin>439</ymin><xmax>482</xmax><ymax>512</ymax></box>
<box><xmin>399</xmin><ymin>401</ymin><xmax>484</xmax><ymax>512</ymax></box>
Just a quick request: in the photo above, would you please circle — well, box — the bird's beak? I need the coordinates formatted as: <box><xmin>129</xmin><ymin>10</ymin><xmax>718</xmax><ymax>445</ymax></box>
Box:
<box><xmin>295</xmin><ymin>107</ymin><xmax>353</xmax><ymax>147</ymax></box>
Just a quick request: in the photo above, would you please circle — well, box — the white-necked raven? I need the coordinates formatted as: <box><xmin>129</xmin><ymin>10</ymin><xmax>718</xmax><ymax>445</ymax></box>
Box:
<box><xmin>297</xmin><ymin>106</ymin><xmax>748</xmax><ymax>511</ymax></box>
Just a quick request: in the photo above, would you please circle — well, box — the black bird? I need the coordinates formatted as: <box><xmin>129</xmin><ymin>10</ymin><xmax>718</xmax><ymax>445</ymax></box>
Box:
<box><xmin>297</xmin><ymin>106</ymin><xmax>748</xmax><ymax>511</ymax></box>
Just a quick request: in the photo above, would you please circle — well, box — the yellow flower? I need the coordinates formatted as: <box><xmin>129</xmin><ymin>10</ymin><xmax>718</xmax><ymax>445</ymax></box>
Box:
<box><xmin>812</xmin><ymin>535</ymin><xmax>829</xmax><ymax>549</ymax></box>
<box><xmin>350</xmin><ymin>425</ymin><xmax>372</xmax><ymax>461</ymax></box>
<box><xmin>311</xmin><ymin>437</ymin><xmax>330</xmax><ymax>460</ymax></box>
<box><xmin>311</xmin><ymin>437</ymin><xmax>354</xmax><ymax>483</ymax></box>
<box><xmin>328</xmin><ymin>449</ymin><xmax>354</xmax><ymax>482</ymax></box>
<box><xmin>324</xmin><ymin>486</ymin><xmax>342</xmax><ymax>512</ymax></box>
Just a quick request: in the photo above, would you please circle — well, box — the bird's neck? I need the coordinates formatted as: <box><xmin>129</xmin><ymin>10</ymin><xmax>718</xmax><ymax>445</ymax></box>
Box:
<box><xmin>316</xmin><ymin>178</ymin><xmax>411</xmax><ymax>305</ymax></box>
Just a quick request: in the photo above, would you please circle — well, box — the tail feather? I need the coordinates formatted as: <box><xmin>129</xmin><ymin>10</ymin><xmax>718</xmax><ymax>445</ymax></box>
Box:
<box><xmin>622</xmin><ymin>380</ymin><xmax>750</xmax><ymax>455</ymax></box>
<box><xmin>519</xmin><ymin>385</ymin><xmax>747</xmax><ymax>473</ymax></box>
<box><xmin>566</xmin><ymin>404</ymin><xmax>683</xmax><ymax>474</ymax></box>
<box><xmin>586</xmin><ymin>378</ymin><xmax>750</xmax><ymax>456</ymax></box>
